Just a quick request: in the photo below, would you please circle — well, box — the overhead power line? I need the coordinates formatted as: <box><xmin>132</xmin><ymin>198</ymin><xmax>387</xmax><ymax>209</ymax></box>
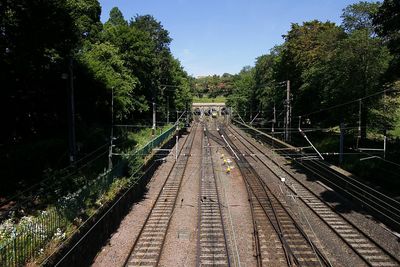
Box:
<box><xmin>295</xmin><ymin>88</ymin><xmax>400</xmax><ymax>118</ymax></box>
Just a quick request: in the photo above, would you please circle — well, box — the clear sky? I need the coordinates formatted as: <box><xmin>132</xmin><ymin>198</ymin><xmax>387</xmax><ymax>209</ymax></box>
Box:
<box><xmin>98</xmin><ymin>0</ymin><xmax>373</xmax><ymax>77</ymax></box>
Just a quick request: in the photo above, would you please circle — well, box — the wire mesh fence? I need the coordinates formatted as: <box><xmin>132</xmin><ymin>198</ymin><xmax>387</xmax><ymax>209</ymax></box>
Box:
<box><xmin>0</xmin><ymin>125</ymin><xmax>176</xmax><ymax>267</ymax></box>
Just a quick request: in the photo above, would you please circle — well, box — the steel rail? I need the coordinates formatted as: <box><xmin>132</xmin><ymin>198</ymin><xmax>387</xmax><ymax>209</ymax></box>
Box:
<box><xmin>232</xmin><ymin>119</ymin><xmax>400</xmax><ymax>231</ymax></box>
<box><xmin>196</xmin><ymin>123</ymin><xmax>231</xmax><ymax>266</ymax></box>
<box><xmin>244</xmin><ymin>181</ymin><xmax>263</xmax><ymax>267</ymax></box>
<box><xmin>228</xmin><ymin>125</ymin><xmax>400</xmax><ymax>267</ymax></box>
<box><xmin>123</xmin><ymin>123</ymin><xmax>198</xmax><ymax>267</ymax></box>
<box><xmin>218</xmin><ymin>124</ymin><xmax>331</xmax><ymax>267</ymax></box>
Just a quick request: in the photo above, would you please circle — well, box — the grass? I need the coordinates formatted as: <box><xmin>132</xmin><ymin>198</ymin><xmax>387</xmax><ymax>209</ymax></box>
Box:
<box><xmin>193</xmin><ymin>96</ymin><xmax>226</xmax><ymax>103</ymax></box>
<box><xmin>123</xmin><ymin>124</ymin><xmax>172</xmax><ymax>152</ymax></box>
<box><xmin>389</xmin><ymin>110</ymin><xmax>400</xmax><ymax>137</ymax></box>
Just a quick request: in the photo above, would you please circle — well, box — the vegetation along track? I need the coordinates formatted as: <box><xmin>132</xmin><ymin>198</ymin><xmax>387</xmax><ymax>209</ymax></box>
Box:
<box><xmin>123</xmin><ymin>123</ymin><xmax>199</xmax><ymax>267</ymax></box>
<box><xmin>196</xmin><ymin>124</ymin><xmax>230</xmax><ymax>266</ymax></box>
<box><xmin>227</xmin><ymin>124</ymin><xmax>400</xmax><ymax>267</ymax></box>
<box><xmin>216</xmin><ymin>123</ymin><xmax>331</xmax><ymax>267</ymax></box>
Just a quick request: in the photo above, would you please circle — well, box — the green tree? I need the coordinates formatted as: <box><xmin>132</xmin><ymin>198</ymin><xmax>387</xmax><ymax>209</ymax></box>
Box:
<box><xmin>278</xmin><ymin>20</ymin><xmax>345</xmax><ymax>116</ymax></box>
<box><xmin>79</xmin><ymin>42</ymin><xmax>146</xmax><ymax>119</ymax></box>
<box><xmin>0</xmin><ymin>0</ymin><xmax>77</xmax><ymax>143</ymax></box>
<box><xmin>172</xmin><ymin>59</ymin><xmax>193</xmax><ymax>111</ymax></box>
<box><xmin>253</xmin><ymin>52</ymin><xmax>280</xmax><ymax>116</ymax></box>
<box><xmin>131</xmin><ymin>15</ymin><xmax>172</xmax><ymax>52</ymax></box>
<box><xmin>336</xmin><ymin>2</ymin><xmax>392</xmax><ymax>138</ymax></box>
<box><xmin>341</xmin><ymin>1</ymin><xmax>380</xmax><ymax>34</ymax></box>
<box><xmin>107</xmin><ymin>7</ymin><xmax>128</xmax><ymax>27</ymax></box>
<box><xmin>227</xmin><ymin>66</ymin><xmax>255</xmax><ymax>120</ymax></box>
<box><xmin>374</xmin><ymin>0</ymin><xmax>400</xmax><ymax>79</ymax></box>
<box><xmin>321</xmin><ymin>30</ymin><xmax>391</xmax><ymax>129</ymax></box>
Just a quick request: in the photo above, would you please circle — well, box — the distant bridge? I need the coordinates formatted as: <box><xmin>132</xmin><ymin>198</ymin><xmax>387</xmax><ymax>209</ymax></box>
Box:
<box><xmin>192</xmin><ymin>102</ymin><xmax>226</xmax><ymax>115</ymax></box>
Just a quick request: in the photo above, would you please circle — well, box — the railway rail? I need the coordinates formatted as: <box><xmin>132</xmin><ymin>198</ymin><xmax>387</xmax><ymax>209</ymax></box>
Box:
<box><xmin>196</xmin><ymin>124</ymin><xmax>230</xmax><ymax>266</ymax></box>
<box><xmin>215</xmin><ymin>123</ymin><xmax>331</xmax><ymax>267</ymax></box>
<box><xmin>227</xmin><ymin>123</ymin><xmax>400</xmax><ymax>267</ymax></box>
<box><xmin>232</xmin><ymin>120</ymin><xmax>400</xmax><ymax>233</ymax></box>
<box><xmin>245</xmin><ymin>175</ymin><xmax>288</xmax><ymax>266</ymax></box>
<box><xmin>123</xmin><ymin>123</ymin><xmax>199</xmax><ymax>267</ymax></box>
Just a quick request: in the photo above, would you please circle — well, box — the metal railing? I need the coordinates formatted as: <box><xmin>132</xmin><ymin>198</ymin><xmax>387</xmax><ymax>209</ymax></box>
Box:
<box><xmin>0</xmin><ymin>125</ymin><xmax>176</xmax><ymax>267</ymax></box>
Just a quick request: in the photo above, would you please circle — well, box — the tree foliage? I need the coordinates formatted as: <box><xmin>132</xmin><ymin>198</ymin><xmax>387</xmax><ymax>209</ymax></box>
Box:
<box><xmin>0</xmin><ymin>3</ymin><xmax>190</xmax><ymax>144</ymax></box>
<box><xmin>0</xmin><ymin>2</ymin><xmax>191</xmax><ymax>191</ymax></box>
<box><xmin>228</xmin><ymin>1</ymin><xmax>398</xmax><ymax>138</ymax></box>
<box><xmin>341</xmin><ymin>1</ymin><xmax>380</xmax><ymax>33</ymax></box>
<box><xmin>374</xmin><ymin>0</ymin><xmax>400</xmax><ymax>79</ymax></box>
<box><xmin>79</xmin><ymin>42</ymin><xmax>145</xmax><ymax>118</ymax></box>
<box><xmin>226</xmin><ymin>67</ymin><xmax>255</xmax><ymax>120</ymax></box>
<box><xmin>193</xmin><ymin>74</ymin><xmax>234</xmax><ymax>98</ymax></box>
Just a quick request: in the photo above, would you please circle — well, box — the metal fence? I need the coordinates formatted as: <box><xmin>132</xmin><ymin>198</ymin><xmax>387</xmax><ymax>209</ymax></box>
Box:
<box><xmin>0</xmin><ymin>125</ymin><xmax>176</xmax><ymax>267</ymax></box>
<box><xmin>0</xmin><ymin>208</ymin><xmax>65</xmax><ymax>267</ymax></box>
<box><xmin>133</xmin><ymin>125</ymin><xmax>176</xmax><ymax>158</ymax></box>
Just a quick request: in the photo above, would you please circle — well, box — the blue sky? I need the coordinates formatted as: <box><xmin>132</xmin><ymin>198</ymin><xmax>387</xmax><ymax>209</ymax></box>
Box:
<box><xmin>98</xmin><ymin>0</ymin><xmax>373</xmax><ymax>77</ymax></box>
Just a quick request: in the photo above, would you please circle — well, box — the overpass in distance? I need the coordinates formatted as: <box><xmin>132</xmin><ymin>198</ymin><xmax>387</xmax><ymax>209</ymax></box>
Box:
<box><xmin>192</xmin><ymin>102</ymin><xmax>226</xmax><ymax>115</ymax></box>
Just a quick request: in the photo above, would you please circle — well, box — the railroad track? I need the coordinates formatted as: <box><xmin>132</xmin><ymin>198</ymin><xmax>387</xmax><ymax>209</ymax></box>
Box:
<box><xmin>216</xmin><ymin>124</ymin><xmax>331</xmax><ymax>267</ymax></box>
<box><xmin>123</xmin><ymin>124</ymin><xmax>199</xmax><ymax>267</ymax></box>
<box><xmin>232</xmin><ymin>120</ymin><xmax>400</xmax><ymax>232</ymax></box>
<box><xmin>246</xmin><ymin>178</ymin><xmax>288</xmax><ymax>267</ymax></box>
<box><xmin>227</xmin><ymin>124</ymin><xmax>400</xmax><ymax>267</ymax></box>
<box><xmin>196</xmin><ymin>124</ymin><xmax>230</xmax><ymax>266</ymax></box>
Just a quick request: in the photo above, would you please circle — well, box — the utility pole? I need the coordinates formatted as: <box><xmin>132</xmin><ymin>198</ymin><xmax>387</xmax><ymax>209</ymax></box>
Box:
<box><xmin>108</xmin><ymin>87</ymin><xmax>114</xmax><ymax>169</ymax></box>
<box><xmin>285</xmin><ymin>80</ymin><xmax>291</xmax><ymax>142</ymax></box>
<box><xmin>383</xmin><ymin>90</ymin><xmax>387</xmax><ymax>159</ymax></box>
<box><xmin>357</xmin><ymin>99</ymin><xmax>362</xmax><ymax>148</ymax></box>
<box><xmin>298</xmin><ymin>116</ymin><xmax>301</xmax><ymax>130</ymax></box>
<box><xmin>67</xmin><ymin>57</ymin><xmax>76</xmax><ymax>164</ymax></box>
<box><xmin>166</xmin><ymin>96</ymin><xmax>170</xmax><ymax>124</ymax></box>
<box><xmin>339</xmin><ymin>122</ymin><xmax>344</xmax><ymax>165</ymax></box>
<box><xmin>272</xmin><ymin>104</ymin><xmax>276</xmax><ymax>134</ymax></box>
<box><xmin>175</xmin><ymin>110</ymin><xmax>180</xmax><ymax>161</ymax></box>
<box><xmin>185</xmin><ymin>102</ymin><xmax>189</xmax><ymax>127</ymax></box>
<box><xmin>152</xmin><ymin>99</ymin><xmax>156</xmax><ymax>136</ymax></box>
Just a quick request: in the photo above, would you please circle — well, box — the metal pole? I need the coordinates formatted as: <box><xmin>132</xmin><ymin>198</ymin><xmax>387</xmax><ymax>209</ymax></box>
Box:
<box><xmin>289</xmin><ymin>97</ymin><xmax>292</xmax><ymax>142</ymax></box>
<box><xmin>272</xmin><ymin>104</ymin><xmax>276</xmax><ymax>134</ymax></box>
<box><xmin>152</xmin><ymin>100</ymin><xmax>156</xmax><ymax>136</ymax></box>
<box><xmin>298</xmin><ymin>116</ymin><xmax>301</xmax><ymax>130</ymax></box>
<box><xmin>67</xmin><ymin>57</ymin><xmax>76</xmax><ymax>163</ymax></box>
<box><xmin>357</xmin><ymin>99</ymin><xmax>362</xmax><ymax>148</ymax></box>
<box><xmin>167</xmin><ymin>96</ymin><xmax>169</xmax><ymax>124</ymax></box>
<box><xmin>339</xmin><ymin>122</ymin><xmax>344</xmax><ymax>165</ymax></box>
<box><xmin>108</xmin><ymin>87</ymin><xmax>114</xmax><ymax>169</ymax></box>
<box><xmin>383</xmin><ymin>90</ymin><xmax>387</xmax><ymax>159</ymax></box>
<box><xmin>186</xmin><ymin>102</ymin><xmax>189</xmax><ymax>127</ymax></box>
<box><xmin>285</xmin><ymin>80</ymin><xmax>290</xmax><ymax>142</ymax></box>
<box><xmin>175</xmin><ymin>135</ymin><xmax>178</xmax><ymax>161</ymax></box>
<box><xmin>175</xmin><ymin>112</ymin><xmax>180</xmax><ymax>161</ymax></box>
<box><xmin>384</xmin><ymin>135</ymin><xmax>387</xmax><ymax>159</ymax></box>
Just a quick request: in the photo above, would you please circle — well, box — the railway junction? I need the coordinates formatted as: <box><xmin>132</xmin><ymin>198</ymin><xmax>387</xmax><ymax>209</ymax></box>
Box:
<box><xmin>91</xmin><ymin>115</ymin><xmax>400</xmax><ymax>267</ymax></box>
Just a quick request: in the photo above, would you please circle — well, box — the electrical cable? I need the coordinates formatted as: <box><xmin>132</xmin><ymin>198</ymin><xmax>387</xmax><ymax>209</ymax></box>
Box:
<box><xmin>294</xmin><ymin>88</ymin><xmax>400</xmax><ymax>118</ymax></box>
<box><xmin>230</xmin><ymin>121</ymin><xmax>400</xmax><ymax>227</ymax></box>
